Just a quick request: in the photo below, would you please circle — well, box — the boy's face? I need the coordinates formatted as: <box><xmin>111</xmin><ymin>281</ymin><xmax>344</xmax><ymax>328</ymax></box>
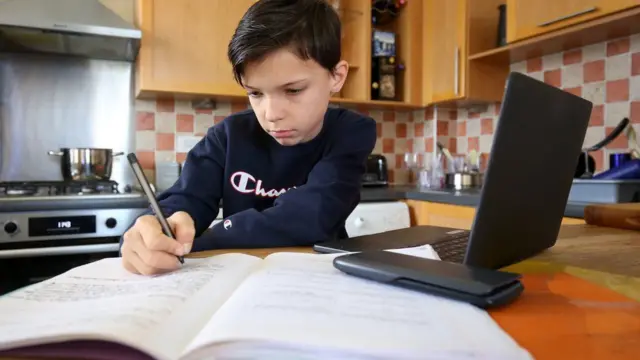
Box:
<box><xmin>241</xmin><ymin>47</ymin><xmax>348</xmax><ymax>146</ymax></box>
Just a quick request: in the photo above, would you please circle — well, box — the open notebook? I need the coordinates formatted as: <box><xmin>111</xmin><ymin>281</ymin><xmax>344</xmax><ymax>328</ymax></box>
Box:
<box><xmin>0</xmin><ymin>246</ymin><xmax>532</xmax><ymax>360</ymax></box>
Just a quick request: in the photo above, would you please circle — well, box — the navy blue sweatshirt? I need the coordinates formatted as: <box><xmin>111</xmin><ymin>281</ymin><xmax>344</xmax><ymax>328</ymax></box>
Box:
<box><xmin>137</xmin><ymin>107</ymin><xmax>376</xmax><ymax>252</ymax></box>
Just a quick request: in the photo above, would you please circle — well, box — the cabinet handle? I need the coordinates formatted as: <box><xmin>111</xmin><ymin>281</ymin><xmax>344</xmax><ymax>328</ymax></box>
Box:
<box><xmin>538</xmin><ymin>7</ymin><xmax>598</xmax><ymax>27</ymax></box>
<box><xmin>454</xmin><ymin>46</ymin><xmax>459</xmax><ymax>96</ymax></box>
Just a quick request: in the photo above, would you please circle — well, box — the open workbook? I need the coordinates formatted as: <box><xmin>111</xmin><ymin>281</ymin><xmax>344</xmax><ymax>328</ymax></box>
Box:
<box><xmin>0</xmin><ymin>247</ymin><xmax>532</xmax><ymax>360</ymax></box>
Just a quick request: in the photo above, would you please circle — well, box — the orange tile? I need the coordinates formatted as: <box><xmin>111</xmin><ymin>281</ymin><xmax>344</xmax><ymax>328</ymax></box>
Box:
<box><xmin>407</xmin><ymin>112</ymin><xmax>414</xmax><ymax>122</ymax></box>
<box><xmin>383</xmin><ymin>111</ymin><xmax>395</xmax><ymax>122</ymax></box>
<box><xmin>414</xmin><ymin>123</ymin><xmax>424</xmax><ymax>137</ymax></box>
<box><xmin>376</xmin><ymin>123</ymin><xmax>382</xmax><ymax>138</ymax></box>
<box><xmin>456</xmin><ymin>121</ymin><xmax>467</xmax><ymax>137</ymax></box>
<box><xmin>468</xmin><ymin>110</ymin><xmax>481</xmax><ymax>119</ymax></box>
<box><xmin>448</xmin><ymin>137</ymin><xmax>457</xmax><ymax>154</ymax></box>
<box><xmin>495</xmin><ymin>102</ymin><xmax>502</xmax><ymax>115</ymax></box>
<box><xmin>480</xmin><ymin>118</ymin><xmax>493</xmax><ymax>135</ymax></box>
<box><xmin>527</xmin><ymin>57</ymin><xmax>542</xmax><ymax>72</ymax></box>
<box><xmin>195</xmin><ymin>108</ymin><xmax>213</xmax><ymax>114</ymax></box>
<box><xmin>449</xmin><ymin>110</ymin><xmax>458</xmax><ymax>121</ymax></box>
<box><xmin>156</xmin><ymin>133</ymin><xmax>175</xmax><ymax>151</ymax></box>
<box><xmin>606</xmin><ymin>38</ymin><xmax>630</xmax><ymax>57</ymax></box>
<box><xmin>436</xmin><ymin>121</ymin><xmax>449</xmax><ymax>136</ymax></box>
<box><xmin>176</xmin><ymin>114</ymin><xmax>194</xmax><ymax>133</ymax></box>
<box><xmin>136</xmin><ymin>112</ymin><xmax>155</xmax><ymax>131</ymax></box>
<box><xmin>544</xmin><ymin>69</ymin><xmax>562</xmax><ymax>87</ymax></box>
<box><xmin>231</xmin><ymin>102</ymin><xmax>249</xmax><ymax>113</ymax></box>
<box><xmin>156</xmin><ymin>98</ymin><xmax>175</xmax><ymax>113</ymax></box>
<box><xmin>468</xmin><ymin>136</ymin><xmax>479</xmax><ymax>151</ymax></box>
<box><xmin>214</xmin><ymin>115</ymin><xmax>226</xmax><ymax>124</ymax></box>
<box><xmin>382</xmin><ymin>138</ymin><xmax>395</xmax><ymax>153</ymax></box>
<box><xmin>631</xmin><ymin>101</ymin><xmax>640</xmax><ymax>124</ymax></box>
<box><xmin>589</xmin><ymin>105</ymin><xmax>604</xmax><ymax>126</ymax></box>
<box><xmin>563</xmin><ymin>49</ymin><xmax>582</xmax><ymax>65</ymax></box>
<box><xmin>583</xmin><ymin>60</ymin><xmax>605</xmax><ymax>83</ymax></box>
<box><xmin>396</xmin><ymin>123</ymin><xmax>407</xmax><ymax>138</ymax></box>
<box><xmin>176</xmin><ymin>152</ymin><xmax>188</xmax><ymax>164</ymax></box>
<box><xmin>564</xmin><ymin>87</ymin><xmax>582</xmax><ymax>97</ymax></box>
<box><xmin>394</xmin><ymin>154</ymin><xmax>404</xmax><ymax>169</ymax></box>
<box><xmin>387</xmin><ymin>169</ymin><xmax>395</xmax><ymax>184</ymax></box>
<box><xmin>632</xmin><ymin>52</ymin><xmax>640</xmax><ymax>76</ymax></box>
<box><xmin>605</xmin><ymin>126</ymin><xmax>629</xmax><ymax>149</ymax></box>
<box><xmin>592</xmin><ymin>149</ymin><xmax>604</xmax><ymax>172</ymax></box>
<box><xmin>136</xmin><ymin>151</ymin><xmax>155</xmax><ymax>170</ymax></box>
<box><xmin>425</xmin><ymin>138</ymin><xmax>434</xmax><ymax>152</ymax></box>
<box><xmin>406</xmin><ymin>139</ymin><xmax>414</xmax><ymax>153</ymax></box>
<box><xmin>606</xmin><ymin>79</ymin><xmax>629</xmax><ymax>103</ymax></box>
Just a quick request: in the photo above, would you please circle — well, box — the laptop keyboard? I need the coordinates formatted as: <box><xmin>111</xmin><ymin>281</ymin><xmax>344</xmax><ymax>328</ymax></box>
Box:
<box><xmin>430</xmin><ymin>230</ymin><xmax>470</xmax><ymax>263</ymax></box>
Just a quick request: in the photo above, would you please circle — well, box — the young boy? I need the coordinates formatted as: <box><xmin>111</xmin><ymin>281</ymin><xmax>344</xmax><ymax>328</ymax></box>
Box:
<box><xmin>120</xmin><ymin>0</ymin><xmax>377</xmax><ymax>275</ymax></box>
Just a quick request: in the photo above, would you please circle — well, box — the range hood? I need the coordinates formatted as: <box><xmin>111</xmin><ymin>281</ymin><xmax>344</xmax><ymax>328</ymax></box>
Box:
<box><xmin>0</xmin><ymin>0</ymin><xmax>141</xmax><ymax>62</ymax></box>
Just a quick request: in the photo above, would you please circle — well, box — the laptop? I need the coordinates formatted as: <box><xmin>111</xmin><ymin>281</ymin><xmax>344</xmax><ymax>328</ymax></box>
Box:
<box><xmin>313</xmin><ymin>72</ymin><xmax>593</xmax><ymax>270</ymax></box>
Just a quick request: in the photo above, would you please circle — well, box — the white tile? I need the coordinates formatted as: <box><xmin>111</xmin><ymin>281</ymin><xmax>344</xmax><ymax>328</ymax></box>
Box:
<box><xmin>174</xmin><ymin>100</ymin><xmax>195</xmax><ymax>114</ymax></box>
<box><xmin>479</xmin><ymin>135</ymin><xmax>493</xmax><ymax>154</ymax></box>
<box><xmin>467</xmin><ymin>119</ymin><xmax>480</xmax><ymax>137</ymax></box>
<box><xmin>135</xmin><ymin>131</ymin><xmax>155</xmax><ymax>150</ymax></box>
<box><xmin>456</xmin><ymin>108</ymin><xmax>469</xmax><ymax>120</ymax></box>
<box><xmin>631</xmin><ymin>75</ymin><xmax>640</xmax><ymax>100</ymax></box>
<box><xmin>155</xmin><ymin>112</ymin><xmax>176</xmax><ymax>133</ymax></box>
<box><xmin>395</xmin><ymin>111</ymin><xmax>410</xmax><ymax>122</ymax></box>
<box><xmin>369</xmin><ymin>110</ymin><xmax>384</xmax><ymax>122</ymax></box>
<box><xmin>542</xmin><ymin>53</ymin><xmax>563</xmax><ymax>70</ymax></box>
<box><xmin>561</xmin><ymin>64</ymin><xmax>583</xmax><ymax>88</ymax></box>
<box><xmin>213</xmin><ymin>101</ymin><xmax>233</xmax><ymax>116</ymax></box>
<box><xmin>510</xmin><ymin>60</ymin><xmax>527</xmax><ymax>73</ymax></box>
<box><xmin>373</xmin><ymin>139</ymin><xmax>382</xmax><ymax>154</ymax></box>
<box><xmin>194</xmin><ymin>114</ymin><xmax>214</xmax><ymax>134</ymax></box>
<box><xmin>412</xmin><ymin>109</ymin><xmax>425</xmax><ymax>122</ymax></box>
<box><xmin>143</xmin><ymin>169</ymin><xmax>155</xmax><ymax>184</ymax></box>
<box><xmin>382</xmin><ymin>122</ymin><xmax>395</xmax><ymax>138</ymax></box>
<box><xmin>456</xmin><ymin>137</ymin><xmax>468</xmax><ymax>154</ymax></box>
<box><xmin>155</xmin><ymin>151</ymin><xmax>176</xmax><ymax>164</ymax></box>
<box><xmin>582</xmin><ymin>42</ymin><xmax>606</xmax><ymax>62</ymax></box>
<box><xmin>604</xmin><ymin>102</ymin><xmax>630</xmax><ymax>126</ymax></box>
<box><xmin>395</xmin><ymin>138</ymin><xmax>409</xmax><ymax>153</ymax></box>
<box><xmin>582</xmin><ymin>82</ymin><xmax>606</xmax><ymax>105</ymax></box>
<box><xmin>631</xmin><ymin>34</ymin><xmax>640</xmax><ymax>53</ymax></box>
<box><xmin>385</xmin><ymin>154</ymin><xmax>396</xmax><ymax>168</ymax></box>
<box><xmin>605</xmin><ymin>54</ymin><xmax>630</xmax><ymax>81</ymax></box>
<box><xmin>424</xmin><ymin>120</ymin><xmax>435</xmax><ymax>138</ymax></box>
<box><xmin>413</xmin><ymin>138</ymin><xmax>425</xmax><ymax>153</ymax></box>
<box><xmin>583</xmin><ymin>126</ymin><xmax>605</xmax><ymax>148</ymax></box>
<box><xmin>175</xmin><ymin>135</ymin><xmax>202</xmax><ymax>153</ymax></box>
<box><xmin>135</xmin><ymin>99</ymin><xmax>156</xmax><ymax>112</ymax></box>
<box><xmin>528</xmin><ymin>71</ymin><xmax>544</xmax><ymax>82</ymax></box>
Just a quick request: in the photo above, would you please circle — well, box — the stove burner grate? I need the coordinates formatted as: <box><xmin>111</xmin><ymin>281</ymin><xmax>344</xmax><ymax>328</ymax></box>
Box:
<box><xmin>0</xmin><ymin>180</ymin><xmax>121</xmax><ymax>197</ymax></box>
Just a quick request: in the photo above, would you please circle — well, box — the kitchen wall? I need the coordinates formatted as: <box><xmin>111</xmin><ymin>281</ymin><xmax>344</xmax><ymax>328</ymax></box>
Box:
<box><xmin>134</xmin><ymin>99</ymin><xmax>431</xmax><ymax>185</ymax></box>
<box><xmin>135</xmin><ymin>34</ymin><xmax>640</xmax><ymax>185</ymax></box>
<box><xmin>444</xmin><ymin>34</ymin><xmax>640</xmax><ymax>173</ymax></box>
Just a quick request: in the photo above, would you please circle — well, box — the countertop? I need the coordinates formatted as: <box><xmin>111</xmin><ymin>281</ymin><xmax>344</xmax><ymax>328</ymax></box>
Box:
<box><xmin>360</xmin><ymin>185</ymin><xmax>591</xmax><ymax>219</ymax></box>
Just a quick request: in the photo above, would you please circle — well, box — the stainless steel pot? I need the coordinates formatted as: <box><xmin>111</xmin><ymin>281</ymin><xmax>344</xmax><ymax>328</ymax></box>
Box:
<box><xmin>444</xmin><ymin>172</ymin><xmax>484</xmax><ymax>190</ymax></box>
<box><xmin>47</xmin><ymin>148</ymin><xmax>124</xmax><ymax>181</ymax></box>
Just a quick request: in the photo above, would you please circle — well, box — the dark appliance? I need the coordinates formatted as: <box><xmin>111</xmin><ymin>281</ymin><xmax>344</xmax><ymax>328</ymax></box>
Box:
<box><xmin>362</xmin><ymin>154</ymin><xmax>388</xmax><ymax>187</ymax></box>
<box><xmin>0</xmin><ymin>180</ymin><xmax>148</xmax><ymax>295</ymax></box>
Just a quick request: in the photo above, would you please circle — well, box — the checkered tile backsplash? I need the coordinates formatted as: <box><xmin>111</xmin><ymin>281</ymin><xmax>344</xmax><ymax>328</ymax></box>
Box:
<box><xmin>135</xmin><ymin>34</ymin><xmax>640</xmax><ymax>185</ymax></box>
<box><xmin>445</xmin><ymin>34</ymin><xmax>640</xmax><ymax>173</ymax></box>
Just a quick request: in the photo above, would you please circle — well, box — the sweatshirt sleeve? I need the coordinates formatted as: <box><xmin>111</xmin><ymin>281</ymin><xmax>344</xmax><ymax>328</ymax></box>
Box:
<box><xmin>192</xmin><ymin>115</ymin><xmax>377</xmax><ymax>251</ymax></box>
<box><xmin>151</xmin><ymin>125</ymin><xmax>227</xmax><ymax>236</ymax></box>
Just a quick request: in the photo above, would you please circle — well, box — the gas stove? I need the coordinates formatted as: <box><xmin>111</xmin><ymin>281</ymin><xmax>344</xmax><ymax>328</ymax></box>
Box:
<box><xmin>0</xmin><ymin>180</ymin><xmax>150</xmax><ymax>259</ymax></box>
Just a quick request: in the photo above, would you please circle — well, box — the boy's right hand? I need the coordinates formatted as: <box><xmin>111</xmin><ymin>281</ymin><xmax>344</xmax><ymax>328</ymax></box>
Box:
<box><xmin>121</xmin><ymin>211</ymin><xmax>195</xmax><ymax>275</ymax></box>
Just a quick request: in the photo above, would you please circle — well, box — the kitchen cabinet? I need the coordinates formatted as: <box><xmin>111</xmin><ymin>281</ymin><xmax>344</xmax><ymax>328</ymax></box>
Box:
<box><xmin>404</xmin><ymin>200</ymin><xmax>585</xmax><ymax>229</ymax></box>
<box><xmin>506</xmin><ymin>0</ymin><xmax>639</xmax><ymax>43</ymax></box>
<box><xmin>134</xmin><ymin>0</ymin><xmax>255</xmax><ymax>99</ymax></box>
<box><xmin>422</xmin><ymin>0</ymin><xmax>509</xmax><ymax>105</ymax></box>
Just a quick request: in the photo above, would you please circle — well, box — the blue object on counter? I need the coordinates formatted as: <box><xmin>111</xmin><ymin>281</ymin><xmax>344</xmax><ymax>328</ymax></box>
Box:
<box><xmin>609</xmin><ymin>152</ymin><xmax>632</xmax><ymax>169</ymax></box>
<box><xmin>592</xmin><ymin>159</ymin><xmax>640</xmax><ymax>180</ymax></box>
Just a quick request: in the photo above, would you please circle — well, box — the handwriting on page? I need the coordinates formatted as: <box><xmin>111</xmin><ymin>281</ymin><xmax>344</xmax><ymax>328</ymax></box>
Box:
<box><xmin>191</xmin><ymin>254</ymin><xmax>530</xmax><ymax>359</ymax></box>
<box><xmin>0</xmin><ymin>259</ymin><xmax>234</xmax><ymax>344</ymax></box>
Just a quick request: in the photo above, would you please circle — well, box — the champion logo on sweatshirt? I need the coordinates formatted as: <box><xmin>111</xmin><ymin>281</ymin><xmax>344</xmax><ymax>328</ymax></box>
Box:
<box><xmin>230</xmin><ymin>171</ymin><xmax>295</xmax><ymax>198</ymax></box>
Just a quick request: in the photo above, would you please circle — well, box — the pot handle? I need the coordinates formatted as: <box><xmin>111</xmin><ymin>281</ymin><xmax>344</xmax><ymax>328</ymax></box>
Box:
<box><xmin>112</xmin><ymin>152</ymin><xmax>125</xmax><ymax>157</ymax></box>
<box><xmin>47</xmin><ymin>150</ymin><xmax>63</xmax><ymax>156</ymax></box>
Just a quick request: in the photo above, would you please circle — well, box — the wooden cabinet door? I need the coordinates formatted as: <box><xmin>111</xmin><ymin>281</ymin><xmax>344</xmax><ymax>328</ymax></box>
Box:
<box><xmin>135</xmin><ymin>0</ymin><xmax>256</xmax><ymax>98</ymax></box>
<box><xmin>507</xmin><ymin>0</ymin><xmax>639</xmax><ymax>43</ymax></box>
<box><xmin>422</xmin><ymin>0</ymin><xmax>467</xmax><ymax>104</ymax></box>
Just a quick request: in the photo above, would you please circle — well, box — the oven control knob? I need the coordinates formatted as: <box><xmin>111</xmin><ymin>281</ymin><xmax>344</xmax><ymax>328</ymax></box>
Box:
<box><xmin>3</xmin><ymin>221</ymin><xmax>18</xmax><ymax>234</ymax></box>
<box><xmin>105</xmin><ymin>218</ymin><xmax>117</xmax><ymax>229</ymax></box>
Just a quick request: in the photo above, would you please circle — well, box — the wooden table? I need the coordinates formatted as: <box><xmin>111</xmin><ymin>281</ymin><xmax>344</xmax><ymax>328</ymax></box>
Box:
<box><xmin>189</xmin><ymin>224</ymin><xmax>640</xmax><ymax>360</ymax></box>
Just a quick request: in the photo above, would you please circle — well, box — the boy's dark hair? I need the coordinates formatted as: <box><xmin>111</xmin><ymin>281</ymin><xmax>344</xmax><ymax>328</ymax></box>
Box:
<box><xmin>228</xmin><ymin>0</ymin><xmax>342</xmax><ymax>87</ymax></box>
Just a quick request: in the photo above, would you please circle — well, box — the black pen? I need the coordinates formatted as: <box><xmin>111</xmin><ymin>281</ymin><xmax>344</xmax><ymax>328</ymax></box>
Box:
<box><xmin>127</xmin><ymin>153</ymin><xmax>184</xmax><ymax>264</ymax></box>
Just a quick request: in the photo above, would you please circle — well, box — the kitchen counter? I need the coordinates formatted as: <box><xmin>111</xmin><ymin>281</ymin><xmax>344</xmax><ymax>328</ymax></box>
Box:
<box><xmin>360</xmin><ymin>185</ymin><xmax>590</xmax><ymax>219</ymax></box>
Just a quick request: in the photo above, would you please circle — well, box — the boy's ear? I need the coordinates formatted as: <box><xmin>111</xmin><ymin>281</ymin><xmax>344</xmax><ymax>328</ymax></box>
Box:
<box><xmin>329</xmin><ymin>60</ymin><xmax>349</xmax><ymax>94</ymax></box>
